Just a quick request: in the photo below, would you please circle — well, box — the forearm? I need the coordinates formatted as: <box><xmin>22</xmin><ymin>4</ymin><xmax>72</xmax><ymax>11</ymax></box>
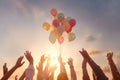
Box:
<box><xmin>1</xmin><ymin>66</ymin><xmax>17</xmax><ymax>80</ymax></box>
<box><xmin>82</xmin><ymin>66</ymin><xmax>90</xmax><ymax>80</ymax></box>
<box><xmin>108</xmin><ymin>59</ymin><xmax>120</xmax><ymax>79</ymax></box>
<box><xmin>93</xmin><ymin>72</ymin><xmax>97</xmax><ymax>80</ymax></box>
<box><xmin>60</xmin><ymin>63</ymin><xmax>66</xmax><ymax>73</ymax></box>
<box><xmin>49</xmin><ymin>72</ymin><xmax>54</xmax><ymax>80</ymax></box>
<box><xmin>19</xmin><ymin>71</ymin><xmax>25</xmax><ymax>80</ymax></box>
<box><xmin>25</xmin><ymin>64</ymin><xmax>35</xmax><ymax>80</ymax></box>
<box><xmin>70</xmin><ymin>66</ymin><xmax>77</xmax><ymax>80</ymax></box>
<box><xmin>87</xmin><ymin>58</ymin><xmax>108</xmax><ymax>80</ymax></box>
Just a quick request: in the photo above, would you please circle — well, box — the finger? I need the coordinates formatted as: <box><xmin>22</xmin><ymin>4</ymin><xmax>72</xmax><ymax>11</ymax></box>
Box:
<box><xmin>20</xmin><ymin>61</ymin><xmax>25</xmax><ymax>66</ymax></box>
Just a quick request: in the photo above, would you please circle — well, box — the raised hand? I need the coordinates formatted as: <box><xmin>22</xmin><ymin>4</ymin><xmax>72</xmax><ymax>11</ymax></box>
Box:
<box><xmin>15</xmin><ymin>56</ymin><xmax>25</xmax><ymax>68</ymax></box>
<box><xmin>40</xmin><ymin>54</ymin><xmax>47</xmax><ymax>63</ymax></box>
<box><xmin>107</xmin><ymin>52</ymin><xmax>113</xmax><ymax>60</ymax></box>
<box><xmin>1</xmin><ymin>56</ymin><xmax>25</xmax><ymax>80</ymax></box>
<box><xmin>24</xmin><ymin>51</ymin><xmax>33</xmax><ymax>65</ymax></box>
<box><xmin>68</xmin><ymin>58</ymin><xmax>73</xmax><ymax>66</ymax></box>
<box><xmin>79</xmin><ymin>48</ymin><xmax>90</xmax><ymax>61</ymax></box>
<box><xmin>3</xmin><ymin>63</ymin><xmax>8</xmax><ymax>76</ymax></box>
<box><xmin>36</xmin><ymin>54</ymin><xmax>47</xmax><ymax>71</ymax></box>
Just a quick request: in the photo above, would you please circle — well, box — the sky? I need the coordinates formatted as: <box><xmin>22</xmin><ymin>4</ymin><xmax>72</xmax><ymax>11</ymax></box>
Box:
<box><xmin>0</xmin><ymin>0</ymin><xmax>120</xmax><ymax>80</ymax></box>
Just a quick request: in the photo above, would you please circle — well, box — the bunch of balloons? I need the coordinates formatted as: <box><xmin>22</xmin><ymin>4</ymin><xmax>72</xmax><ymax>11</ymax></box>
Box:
<box><xmin>43</xmin><ymin>8</ymin><xmax>76</xmax><ymax>44</ymax></box>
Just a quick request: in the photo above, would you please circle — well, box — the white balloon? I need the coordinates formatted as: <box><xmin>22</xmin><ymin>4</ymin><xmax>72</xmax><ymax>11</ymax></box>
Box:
<box><xmin>49</xmin><ymin>31</ymin><xmax>56</xmax><ymax>44</ymax></box>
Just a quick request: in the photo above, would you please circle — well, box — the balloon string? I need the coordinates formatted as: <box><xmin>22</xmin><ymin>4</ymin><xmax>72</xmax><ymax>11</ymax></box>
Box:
<box><xmin>55</xmin><ymin>42</ymin><xmax>58</xmax><ymax>55</ymax></box>
<box><xmin>59</xmin><ymin>44</ymin><xmax>61</xmax><ymax>56</ymax></box>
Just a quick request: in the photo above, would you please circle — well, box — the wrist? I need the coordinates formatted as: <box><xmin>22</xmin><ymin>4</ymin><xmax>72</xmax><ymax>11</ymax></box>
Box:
<box><xmin>30</xmin><ymin>61</ymin><xmax>33</xmax><ymax>65</ymax></box>
<box><xmin>69</xmin><ymin>64</ymin><xmax>73</xmax><ymax>67</ymax></box>
<box><xmin>13</xmin><ymin>65</ymin><xmax>18</xmax><ymax>70</ymax></box>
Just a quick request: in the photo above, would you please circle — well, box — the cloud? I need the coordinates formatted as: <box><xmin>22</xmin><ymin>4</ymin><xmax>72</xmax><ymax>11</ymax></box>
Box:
<box><xmin>14</xmin><ymin>0</ymin><xmax>46</xmax><ymax>19</ymax></box>
<box><xmin>103</xmin><ymin>54</ymin><xmax>120</xmax><ymax>74</ymax></box>
<box><xmin>87</xmin><ymin>48</ymin><xmax>103</xmax><ymax>55</ymax></box>
<box><xmin>84</xmin><ymin>34</ymin><xmax>102</xmax><ymax>42</ymax></box>
<box><xmin>103</xmin><ymin>65</ymin><xmax>111</xmax><ymax>73</ymax></box>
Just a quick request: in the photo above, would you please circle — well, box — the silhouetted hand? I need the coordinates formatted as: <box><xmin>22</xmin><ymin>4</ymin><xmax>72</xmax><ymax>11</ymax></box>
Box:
<box><xmin>36</xmin><ymin>54</ymin><xmax>46</xmax><ymax>71</ymax></box>
<box><xmin>79</xmin><ymin>48</ymin><xmax>90</xmax><ymax>61</ymax></box>
<box><xmin>68</xmin><ymin>58</ymin><xmax>73</xmax><ymax>66</ymax></box>
<box><xmin>3</xmin><ymin>63</ymin><xmax>8</xmax><ymax>76</ymax></box>
<box><xmin>107</xmin><ymin>52</ymin><xmax>113</xmax><ymax>60</ymax></box>
<box><xmin>24</xmin><ymin>51</ymin><xmax>33</xmax><ymax>65</ymax></box>
<box><xmin>41</xmin><ymin>55</ymin><xmax>47</xmax><ymax>63</ymax></box>
<box><xmin>15</xmin><ymin>56</ymin><xmax>25</xmax><ymax>68</ymax></box>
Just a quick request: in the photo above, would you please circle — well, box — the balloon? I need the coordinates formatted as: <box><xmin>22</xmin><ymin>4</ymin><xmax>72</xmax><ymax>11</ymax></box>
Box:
<box><xmin>68</xmin><ymin>32</ymin><xmax>76</xmax><ymax>41</ymax></box>
<box><xmin>58</xmin><ymin>36</ymin><xmax>64</xmax><ymax>44</ymax></box>
<box><xmin>52</xmin><ymin>19</ymin><xmax>60</xmax><ymax>27</ymax></box>
<box><xmin>63</xmin><ymin>21</ymin><xmax>70</xmax><ymax>31</ymax></box>
<box><xmin>61</xmin><ymin>18</ymin><xmax>66</xmax><ymax>25</ymax></box>
<box><xmin>54</xmin><ymin>28</ymin><xmax>62</xmax><ymax>39</ymax></box>
<box><xmin>66</xmin><ymin>27</ymin><xmax>72</xmax><ymax>33</ymax></box>
<box><xmin>57</xmin><ymin>26</ymin><xmax>64</xmax><ymax>35</ymax></box>
<box><xmin>49</xmin><ymin>26</ymin><xmax>55</xmax><ymax>31</ymax></box>
<box><xmin>51</xmin><ymin>8</ymin><xmax>57</xmax><ymax>16</ymax></box>
<box><xmin>58</xmin><ymin>13</ymin><xmax>64</xmax><ymax>21</ymax></box>
<box><xmin>69</xmin><ymin>19</ymin><xmax>76</xmax><ymax>27</ymax></box>
<box><xmin>49</xmin><ymin>31</ymin><xmax>56</xmax><ymax>44</ymax></box>
<box><xmin>43</xmin><ymin>22</ymin><xmax>50</xmax><ymax>31</ymax></box>
<box><xmin>66</xmin><ymin>17</ymin><xmax>71</xmax><ymax>21</ymax></box>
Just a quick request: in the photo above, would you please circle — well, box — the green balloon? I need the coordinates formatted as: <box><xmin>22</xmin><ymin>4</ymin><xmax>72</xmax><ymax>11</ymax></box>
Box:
<box><xmin>68</xmin><ymin>32</ymin><xmax>76</xmax><ymax>42</ymax></box>
<box><xmin>66</xmin><ymin>17</ymin><xmax>71</xmax><ymax>21</ymax></box>
<box><xmin>58</xmin><ymin>13</ymin><xmax>64</xmax><ymax>21</ymax></box>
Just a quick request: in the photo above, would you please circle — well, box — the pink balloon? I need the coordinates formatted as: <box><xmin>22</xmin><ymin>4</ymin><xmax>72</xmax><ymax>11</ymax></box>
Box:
<box><xmin>58</xmin><ymin>36</ymin><xmax>64</xmax><ymax>44</ymax></box>
<box><xmin>51</xmin><ymin>8</ymin><xmax>57</xmax><ymax>16</ymax></box>
<box><xmin>69</xmin><ymin>19</ymin><xmax>76</xmax><ymax>27</ymax></box>
<box><xmin>52</xmin><ymin>19</ymin><xmax>60</xmax><ymax>27</ymax></box>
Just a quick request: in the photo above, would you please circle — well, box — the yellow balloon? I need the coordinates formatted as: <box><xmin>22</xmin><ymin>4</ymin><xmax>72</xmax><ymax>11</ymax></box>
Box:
<box><xmin>49</xmin><ymin>26</ymin><xmax>55</xmax><ymax>31</ymax></box>
<box><xmin>43</xmin><ymin>22</ymin><xmax>50</xmax><ymax>31</ymax></box>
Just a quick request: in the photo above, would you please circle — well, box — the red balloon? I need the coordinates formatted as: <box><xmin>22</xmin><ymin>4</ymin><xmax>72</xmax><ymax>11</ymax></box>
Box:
<box><xmin>51</xmin><ymin>8</ymin><xmax>57</xmax><ymax>16</ymax></box>
<box><xmin>58</xmin><ymin>36</ymin><xmax>64</xmax><ymax>44</ymax></box>
<box><xmin>69</xmin><ymin>19</ymin><xmax>76</xmax><ymax>27</ymax></box>
<box><xmin>66</xmin><ymin>27</ymin><xmax>72</xmax><ymax>33</ymax></box>
<box><xmin>52</xmin><ymin>19</ymin><xmax>60</xmax><ymax>27</ymax></box>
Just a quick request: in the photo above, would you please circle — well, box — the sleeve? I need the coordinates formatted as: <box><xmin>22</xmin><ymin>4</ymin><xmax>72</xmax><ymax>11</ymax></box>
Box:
<box><xmin>25</xmin><ymin>64</ymin><xmax>35</xmax><ymax>80</ymax></box>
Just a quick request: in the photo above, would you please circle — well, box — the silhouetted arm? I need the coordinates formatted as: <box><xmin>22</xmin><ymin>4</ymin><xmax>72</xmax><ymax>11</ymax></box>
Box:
<box><xmin>19</xmin><ymin>71</ymin><xmax>25</xmax><ymax>80</ymax></box>
<box><xmin>79</xmin><ymin>49</ymin><xmax>108</xmax><ymax>80</ymax></box>
<box><xmin>1</xmin><ymin>56</ymin><xmax>24</xmax><ymax>80</ymax></box>
<box><xmin>92</xmin><ymin>71</ymin><xmax>97</xmax><ymax>80</ymax></box>
<box><xmin>57</xmin><ymin>55</ymin><xmax>68</xmax><ymax>80</ymax></box>
<box><xmin>82</xmin><ymin>59</ymin><xmax>90</xmax><ymax>80</ymax></box>
<box><xmin>24</xmin><ymin>51</ymin><xmax>35</xmax><ymax>80</ymax></box>
<box><xmin>68</xmin><ymin>58</ymin><xmax>77</xmax><ymax>80</ymax></box>
<box><xmin>49</xmin><ymin>65</ymin><xmax>57</xmax><ymax>80</ymax></box>
<box><xmin>36</xmin><ymin>55</ymin><xmax>47</xmax><ymax>80</ymax></box>
<box><xmin>107</xmin><ymin>52</ymin><xmax>120</xmax><ymax>80</ymax></box>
